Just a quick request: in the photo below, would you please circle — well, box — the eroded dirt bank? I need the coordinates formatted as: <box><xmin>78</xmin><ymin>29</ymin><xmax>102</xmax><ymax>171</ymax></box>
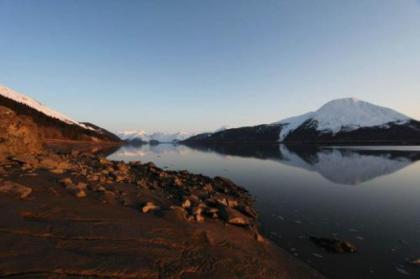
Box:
<box><xmin>0</xmin><ymin>149</ymin><xmax>324</xmax><ymax>278</ymax></box>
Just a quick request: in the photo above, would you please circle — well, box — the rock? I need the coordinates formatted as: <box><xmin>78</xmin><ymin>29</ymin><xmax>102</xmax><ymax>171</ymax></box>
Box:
<box><xmin>60</xmin><ymin>178</ymin><xmax>88</xmax><ymax>198</ymax></box>
<box><xmin>310</xmin><ymin>237</ymin><xmax>358</xmax><ymax>253</ymax></box>
<box><xmin>71</xmin><ymin>150</ymin><xmax>80</xmax><ymax>157</ymax></box>
<box><xmin>219</xmin><ymin>206</ymin><xmax>250</xmax><ymax>227</ymax></box>
<box><xmin>226</xmin><ymin>198</ymin><xmax>239</xmax><ymax>208</ymax></box>
<box><xmin>99</xmin><ymin>157</ymin><xmax>111</xmax><ymax>165</ymax></box>
<box><xmin>115</xmin><ymin>175</ymin><xmax>126</xmax><ymax>183</ymax></box>
<box><xmin>172</xmin><ymin>177</ymin><xmax>183</xmax><ymax>187</ymax></box>
<box><xmin>255</xmin><ymin>233</ymin><xmax>265</xmax><ymax>243</ymax></box>
<box><xmin>235</xmin><ymin>204</ymin><xmax>257</xmax><ymax>219</ymax></box>
<box><xmin>87</xmin><ymin>174</ymin><xmax>99</xmax><ymax>182</ymax></box>
<box><xmin>136</xmin><ymin>179</ymin><xmax>148</xmax><ymax>188</ymax></box>
<box><xmin>144</xmin><ymin>162</ymin><xmax>157</xmax><ymax>170</ymax></box>
<box><xmin>50</xmin><ymin>168</ymin><xmax>65</xmax><ymax>174</ymax></box>
<box><xmin>39</xmin><ymin>157</ymin><xmax>72</xmax><ymax>172</ymax></box>
<box><xmin>192</xmin><ymin>206</ymin><xmax>206</xmax><ymax>223</ymax></box>
<box><xmin>182</xmin><ymin>199</ymin><xmax>192</xmax><ymax>209</ymax></box>
<box><xmin>76</xmin><ymin>182</ymin><xmax>88</xmax><ymax>190</ymax></box>
<box><xmin>0</xmin><ymin>181</ymin><xmax>32</xmax><ymax>199</ymax></box>
<box><xmin>228</xmin><ymin>216</ymin><xmax>250</xmax><ymax>226</ymax></box>
<box><xmin>208</xmin><ymin>207</ymin><xmax>219</xmax><ymax>217</ymax></box>
<box><xmin>142</xmin><ymin>202</ymin><xmax>160</xmax><ymax>213</ymax></box>
<box><xmin>60</xmin><ymin>178</ymin><xmax>74</xmax><ymax>188</ymax></box>
<box><xmin>75</xmin><ymin>190</ymin><xmax>87</xmax><ymax>198</ymax></box>
<box><xmin>214</xmin><ymin>195</ymin><xmax>228</xmax><ymax>207</ymax></box>
<box><xmin>0</xmin><ymin>106</ymin><xmax>43</xmax><ymax>160</ymax></box>
<box><xmin>203</xmin><ymin>183</ymin><xmax>214</xmax><ymax>192</ymax></box>
<box><xmin>195</xmin><ymin>213</ymin><xmax>205</xmax><ymax>223</ymax></box>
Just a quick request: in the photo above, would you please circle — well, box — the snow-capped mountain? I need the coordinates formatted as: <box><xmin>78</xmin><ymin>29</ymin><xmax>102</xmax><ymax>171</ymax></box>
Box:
<box><xmin>118</xmin><ymin>130</ymin><xmax>192</xmax><ymax>143</ymax></box>
<box><xmin>0</xmin><ymin>84</ymin><xmax>120</xmax><ymax>142</ymax></box>
<box><xmin>275</xmin><ymin>98</ymin><xmax>410</xmax><ymax>141</ymax></box>
<box><xmin>183</xmin><ymin>98</ymin><xmax>420</xmax><ymax>144</ymax></box>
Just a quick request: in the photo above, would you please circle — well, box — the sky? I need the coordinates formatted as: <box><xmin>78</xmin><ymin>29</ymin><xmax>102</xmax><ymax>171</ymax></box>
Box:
<box><xmin>0</xmin><ymin>0</ymin><xmax>419</xmax><ymax>134</ymax></box>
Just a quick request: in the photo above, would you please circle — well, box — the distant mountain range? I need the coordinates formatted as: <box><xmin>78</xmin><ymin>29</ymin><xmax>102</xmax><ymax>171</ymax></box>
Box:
<box><xmin>0</xmin><ymin>85</ymin><xmax>120</xmax><ymax>143</ymax></box>
<box><xmin>183</xmin><ymin>98</ymin><xmax>420</xmax><ymax>145</ymax></box>
<box><xmin>118</xmin><ymin>130</ymin><xmax>192</xmax><ymax>144</ymax></box>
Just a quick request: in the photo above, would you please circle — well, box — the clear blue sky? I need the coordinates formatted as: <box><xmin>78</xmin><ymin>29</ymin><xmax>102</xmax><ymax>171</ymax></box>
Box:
<box><xmin>0</xmin><ymin>0</ymin><xmax>419</xmax><ymax>133</ymax></box>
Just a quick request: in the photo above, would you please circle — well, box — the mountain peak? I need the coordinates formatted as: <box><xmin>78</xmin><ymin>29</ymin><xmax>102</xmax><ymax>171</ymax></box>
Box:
<box><xmin>278</xmin><ymin>98</ymin><xmax>411</xmax><ymax>141</ymax></box>
<box><xmin>322</xmin><ymin>97</ymin><xmax>360</xmax><ymax>105</ymax></box>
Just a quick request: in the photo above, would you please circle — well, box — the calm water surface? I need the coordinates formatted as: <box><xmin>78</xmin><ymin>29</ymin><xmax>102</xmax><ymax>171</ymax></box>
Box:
<box><xmin>109</xmin><ymin>144</ymin><xmax>420</xmax><ymax>279</ymax></box>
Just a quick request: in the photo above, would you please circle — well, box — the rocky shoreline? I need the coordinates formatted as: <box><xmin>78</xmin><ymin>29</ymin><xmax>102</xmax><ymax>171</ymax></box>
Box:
<box><xmin>0</xmin><ymin>147</ymin><xmax>324</xmax><ymax>278</ymax></box>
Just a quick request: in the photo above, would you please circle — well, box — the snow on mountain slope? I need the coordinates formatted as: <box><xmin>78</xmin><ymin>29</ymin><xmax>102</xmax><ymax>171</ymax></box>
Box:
<box><xmin>0</xmin><ymin>84</ymin><xmax>94</xmax><ymax>131</ymax></box>
<box><xmin>276</xmin><ymin>98</ymin><xmax>411</xmax><ymax>141</ymax></box>
<box><xmin>118</xmin><ymin>130</ymin><xmax>148</xmax><ymax>141</ymax></box>
<box><xmin>118</xmin><ymin>130</ymin><xmax>192</xmax><ymax>142</ymax></box>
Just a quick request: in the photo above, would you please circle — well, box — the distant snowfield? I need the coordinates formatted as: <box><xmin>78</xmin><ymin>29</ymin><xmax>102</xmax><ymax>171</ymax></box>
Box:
<box><xmin>275</xmin><ymin>98</ymin><xmax>411</xmax><ymax>141</ymax></box>
<box><xmin>0</xmin><ymin>84</ymin><xmax>94</xmax><ymax>131</ymax></box>
<box><xmin>118</xmin><ymin>130</ymin><xmax>192</xmax><ymax>142</ymax></box>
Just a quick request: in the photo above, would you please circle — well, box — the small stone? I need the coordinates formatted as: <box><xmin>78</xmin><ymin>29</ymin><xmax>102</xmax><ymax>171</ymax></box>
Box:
<box><xmin>88</xmin><ymin>175</ymin><xmax>99</xmax><ymax>182</ymax></box>
<box><xmin>310</xmin><ymin>237</ymin><xmax>357</xmax><ymax>253</ymax></box>
<box><xmin>195</xmin><ymin>213</ymin><xmax>205</xmax><ymax>223</ymax></box>
<box><xmin>50</xmin><ymin>168</ymin><xmax>64</xmax><ymax>174</ymax></box>
<box><xmin>182</xmin><ymin>199</ymin><xmax>191</xmax><ymax>209</ymax></box>
<box><xmin>60</xmin><ymin>178</ymin><xmax>73</xmax><ymax>188</ymax></box>
<box><xmin>203</xmin><ymin>183</ymin><xmax>214</xmax><ymax>192</ymax></box>
<box><xmin>226</xmin><ymin>198</ymin><xmax>239</xmax><ymax>208</ymax></box>
<box><xmin>76</xmin><ymin>182</ymin><xmax>88</xmax><ymax>190</ymax></box>
<box><xmin>173</xmin><ymin>177</ymin><xmax>183</xmax><ymax>187</ymax></box>
<box><xmin>228</xmin><ymin>216</ymin><xmax>249</xmax><ymax>226</ymax></box>
<box><xmin>142</xmin><ymin>202</ymin><xmax>160</xmax><ymax>213</ymax></box>
<box><xmin>99</xmin><ymin>157</ymin><xmax>111</xmax><ymax>165</ymax></box>
<box><xmin>75</xmin><ymin>190</ymin><xmax>87</xmax><ymax>198</ymax></box>
<box><xmin>235</xmin><ymin>204</ymin><xmax>257</xmax><ymax>219</ymax></box>
<box><xmin>115</xmin><ymin>175</ymin><xmax>125</xmax><ymax>183</ymax></box>
<box><xmin>255</xmin><ymin>233</ymin><xmax>265</xmax><ymax>243</ymax></box>
<box><xmin>117</xmin><ymin>163</ymin><xmax>130</xmax><ymax>173</ymax></box>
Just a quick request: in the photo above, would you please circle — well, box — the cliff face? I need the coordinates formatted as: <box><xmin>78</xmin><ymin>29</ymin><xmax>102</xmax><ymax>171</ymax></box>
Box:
<box><xmin>0</xmin><ymin>106</ymin><xmax>43</xmax><ymax>160</ymax></box>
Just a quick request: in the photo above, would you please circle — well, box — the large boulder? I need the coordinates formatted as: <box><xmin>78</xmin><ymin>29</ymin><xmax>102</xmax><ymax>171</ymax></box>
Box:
<box><xmin>0</xmin><ymin>106</ymin><xmax>43</xmax><ymax>160</ymax></box>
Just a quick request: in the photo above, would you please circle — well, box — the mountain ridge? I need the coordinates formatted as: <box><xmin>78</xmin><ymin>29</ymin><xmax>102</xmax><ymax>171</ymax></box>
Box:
<box><xmin>118</xmin><ymin>130</ymin><xmax>192</xmax><ymax>143</ymax></box>
<box><xmin>0</xmin><ymin>85</ymin><xmax>120</xmax><ymax>143</ymax></box>
<box><xmin>183</xmin><ymin>98</ymin><xmax>420</xmax><ymax>145</ymax></box>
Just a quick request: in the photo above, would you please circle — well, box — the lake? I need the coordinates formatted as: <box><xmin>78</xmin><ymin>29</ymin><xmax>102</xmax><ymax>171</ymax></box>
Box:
<box><xmin>108</xmin><ymin>143</ymin><xmax>420</xmax><ymax>279</ymax></box>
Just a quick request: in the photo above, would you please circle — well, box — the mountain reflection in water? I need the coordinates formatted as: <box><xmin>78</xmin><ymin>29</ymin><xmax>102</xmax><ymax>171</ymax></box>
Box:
<box><xmin>109</xmin><ymin>143</ymin><xmax>420</xmax><ymax>279</ymax></box>
<box><xmin>148</xmin><ymin>144</ymin><xmax>420</xmax><ymax>185</ymax></box>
